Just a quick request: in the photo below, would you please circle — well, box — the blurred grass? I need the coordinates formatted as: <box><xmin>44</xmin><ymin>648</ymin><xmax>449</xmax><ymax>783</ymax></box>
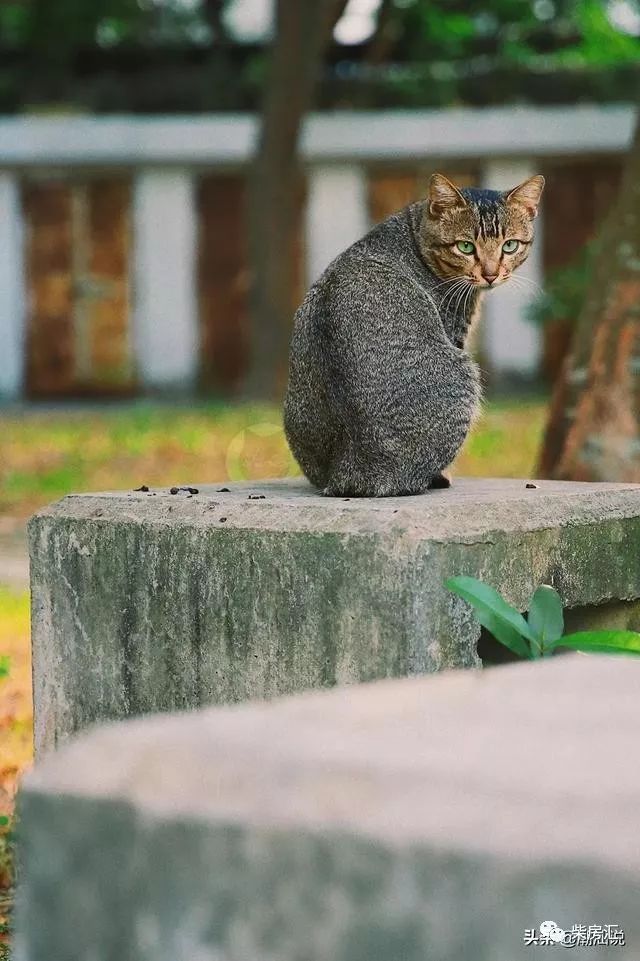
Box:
<box><xmin>0</xmin><ymin>587</ymin><xmax>31</xmax><ymax>953</ymax></box>
<box><xmin>0</xmin><ymin>403</ymin><xmax>295</xmax><ymax>519</ymax></box>
<box><xmin>0</xmin><ymin>589</ymin><xmax>31</xmax><ymax>791</ymax></box>
<box><xmin>0</xmin><ymin>395</ymin><xmax>547</xmax><ymax>953</ymax></box>
<box><xmin>454</xmin><ymin>395</ymin><xmax>547</xmax><ymax>478</ymax></box>
<box><xmin>0</xmin><ymin>397</ymin><xmax>548</xmax><ymax>519</ymax></box>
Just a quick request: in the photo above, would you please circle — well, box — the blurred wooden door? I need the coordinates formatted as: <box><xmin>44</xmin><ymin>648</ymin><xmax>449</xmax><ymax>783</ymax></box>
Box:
<box><xmin>24</xmin><ymin>178</ymin><xmax>134</xmax><ymax>398</ymax></box>
<box><xmin>198</xmin><ymin>173</ymin><xmax>306</xmax><ymax>396</ymax></box>
<box><xmin>369</xmin><ymin>167</ymin><xmax>478</xmax><ymax>223</ymax></box>
<box><xmin>198</xmin><ymin>175</ymin><xmax>250</xmax><ymax>395</ymax></box>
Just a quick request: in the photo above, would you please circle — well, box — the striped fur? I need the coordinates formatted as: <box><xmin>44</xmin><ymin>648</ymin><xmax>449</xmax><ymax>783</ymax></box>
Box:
<box><xmin>284</xmin><ymin>173</ymin><xmax>544</xmax><ymax>497</ymax></box>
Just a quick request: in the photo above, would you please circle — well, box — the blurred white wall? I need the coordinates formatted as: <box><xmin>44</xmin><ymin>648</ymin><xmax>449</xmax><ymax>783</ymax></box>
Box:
<box><xmin>133</xmin><ymin>170</ymin><xmax>199</xmax><ymax>391</ymax></box>
<box><xmin>306</xmin><ymin>165</ymin><xmax>369</xmax><ymax>283</ymax></box>
<box><xmin>0</xmin><ymin>174</ymin><xmax>25</xmax><ymax>399</ymax></box>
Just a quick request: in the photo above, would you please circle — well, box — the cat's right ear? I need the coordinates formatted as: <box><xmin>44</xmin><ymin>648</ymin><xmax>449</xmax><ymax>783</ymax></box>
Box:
<box><xmin>428</xmin><ymin>173</ymin><xmax>467</xmax><ymax>217</ymax></box>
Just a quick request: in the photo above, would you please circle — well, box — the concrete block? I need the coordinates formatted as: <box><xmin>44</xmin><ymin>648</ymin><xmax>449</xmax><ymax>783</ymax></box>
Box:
<box><xmin>15</xmin><ymin>656</ymin><xmax>640</xmax><ymax>961</ymax></box>
<box><xmin>29</xmin><ymin>477</ymin><xmax>640</xmax><ymax>754</ymax></box>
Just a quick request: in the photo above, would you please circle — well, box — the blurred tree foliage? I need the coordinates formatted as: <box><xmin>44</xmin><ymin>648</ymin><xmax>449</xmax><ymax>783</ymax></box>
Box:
<box><xmin>328</xmin><ymin>0</ymin><xmax>640</xmax><ymax>108</ymax></box>
<box><xmin>529</xmin><ymin>242</ymin><xmax>596</xmax><ymax>330</ymax></box>
<box><xmin>0</xmin><ymin>0</ymin><xmax>638</xmax><ymax>112</ymax></box>
<box><xmin>0</xmin><ymin>0</ymin><xmax>235</xmax><ymax>110</ymax></box>
<box><xmin>392</xmin><ymin>0</ymin><xmax>639</xmax><ymax>66</ymax></box>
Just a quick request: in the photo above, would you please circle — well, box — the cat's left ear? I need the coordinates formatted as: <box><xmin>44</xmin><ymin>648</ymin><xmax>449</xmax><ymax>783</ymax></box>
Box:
<box><xmin>505</xmin><ymin>175</ymin><xmax>545</xmax><ymax>219</ymax></box>
<box><xmin>428</xmin><ymin>173</ymin><xmax>467</xmax><ymax>217</ymax></box>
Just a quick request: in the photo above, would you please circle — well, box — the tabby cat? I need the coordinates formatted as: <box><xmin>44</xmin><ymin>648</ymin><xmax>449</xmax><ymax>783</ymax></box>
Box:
<box><xmin>284</xmin><ymin>172</ymin><xmax>544</xmax><ymax>497</ymax></box>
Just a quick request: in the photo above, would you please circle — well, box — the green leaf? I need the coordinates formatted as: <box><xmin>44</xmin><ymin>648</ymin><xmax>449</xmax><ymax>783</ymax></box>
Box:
<box><xmin>549</xmin><ymin>631</ymin><xmax>640</xmax><ymax>657</ymax></box>
<box><xmin>527</xmin><ymin>585</ymin><xmax>564</xmax><ymax>654</ymax></box>
<box><xmin>446</xmin><ymin>576</ymin><xmax>534</xmax><ymax>659</ymax></box>
<box><xmin>0</xmin><ymin>655</ymin><xmax>10</xmax><ymax>680</ymax></box>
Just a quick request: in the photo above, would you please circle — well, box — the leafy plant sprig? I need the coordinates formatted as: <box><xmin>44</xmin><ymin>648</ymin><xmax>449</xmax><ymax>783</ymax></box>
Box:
<box><xmin>446</xmin><ymin>576</ymin><xmax>640</xmax><ymax>660</ymax></box>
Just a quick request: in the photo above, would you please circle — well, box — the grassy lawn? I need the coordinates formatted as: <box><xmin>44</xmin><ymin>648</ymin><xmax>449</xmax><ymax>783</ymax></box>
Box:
<box><xmin>454</xmin><ymin>396</ymin><xmax>547</xmax><ymax>478</ymax></box>
<box><xmin>0</xmin><ymin>397</ymin><xmax>548</xmax><ymax>520</ymax></box>
<box><xmin>0</xmin><ymin>588</ymin><xmax>30</xmax><ymax>954</ymax></box>
<box><xmin>0</xmin><ymin>403</ymin><xmax>296</xmax><ymax>520</ymax></box>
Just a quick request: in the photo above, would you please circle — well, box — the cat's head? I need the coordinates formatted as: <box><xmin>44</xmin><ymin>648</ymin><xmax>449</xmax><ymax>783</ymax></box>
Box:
<box><xmin>421</xmin><ymin>173</ymin><xmax>544</xmax><ymax>288</ymax></box>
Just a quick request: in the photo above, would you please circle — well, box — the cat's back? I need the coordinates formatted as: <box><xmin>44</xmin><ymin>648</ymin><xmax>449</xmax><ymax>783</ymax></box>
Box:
<box><xmin>293</xmin><ymin>204</ymin><xmax>431</xmax><ymax>340</ymax></box>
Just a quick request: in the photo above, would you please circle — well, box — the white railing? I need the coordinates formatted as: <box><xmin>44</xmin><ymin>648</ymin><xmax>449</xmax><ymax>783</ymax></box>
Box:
<box><xmin>0</xmin><ymin>105</ymin><xmax>634</xmax><ymax>168</ymax></box>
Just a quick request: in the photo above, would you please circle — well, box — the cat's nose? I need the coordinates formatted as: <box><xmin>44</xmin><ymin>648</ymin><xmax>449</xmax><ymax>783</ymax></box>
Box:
<box><xmin>483</xmin><ymin>273</ymin><xmax>499</xmax><ymax>285</ymax></box>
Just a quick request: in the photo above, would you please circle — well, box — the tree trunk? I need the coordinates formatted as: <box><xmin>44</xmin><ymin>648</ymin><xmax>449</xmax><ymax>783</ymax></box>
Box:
<box><xmin>244</xmin><ymin>0</ymin><xmax>348</xmax><ymax>399</ymax></box>
<box><xmin>363</xmin><ymin>0</ymin><xmax>397</xmax><ymax>66</ymax></box>
<box><xmin>538</xmin><ymin>113</ymin><xmax>640</xmax><ymax>481</ymax></box>
<box><xmin>202</xmin><ymin>0</ymin><xmax>230</xmax><ymax>42</ymax></box>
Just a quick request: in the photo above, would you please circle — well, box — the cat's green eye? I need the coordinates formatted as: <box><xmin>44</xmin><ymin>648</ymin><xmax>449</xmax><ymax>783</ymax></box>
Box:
<box><xmin>456</xmin><ymin>241</ymin><xmax>475</xmax><ymax>255</ymax></box>
<box><xmin>502</xmin><ymin>239</ymin><xmax>519</xmax><ymax>254</ymax></box>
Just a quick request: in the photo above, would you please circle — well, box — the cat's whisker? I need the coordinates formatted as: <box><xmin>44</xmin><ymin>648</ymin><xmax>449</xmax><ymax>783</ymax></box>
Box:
<box><xmin>451</xmin><ymin>284</ymin><xmax>466</xmax><ymax>317</ymax></box>
<box><xmin>513</xmin><ymin>270</ymin><xmax>541</xmax><ymax>283</ymax></box>
<box><xmin>439</xmin><ymin>281</ymin><xmax>468</xmax><ymax>314</ymax></box>
<box><xmin>511</xmin><ymin>275</ymin><xmax>541</xmax><ymax>289</ymax></box>
<box><xmin>469</xmin><ymin>284</ymin><xmax>476</xmax><ymax>314</ymax></box>
<box><xmin>432</xmin><ymin>277</ymin><xmax>465</xmax><ymax>291</ymax></box>
<box><xmin>438</xmin><ymin>282</ymin><xmax>462</xmax><ymax>313</ymax></box>
<box><xmin>443</xmin><ymin>282</ymin><xmax>464</xmax><ymax>319</ymax></box>
<box><xmin>461</xmin><ymin>284</ymin><xmax>474</xmax><ymax>319</ymax></box>
<box><xmin>442</xmin><ymin>279</ymin><xmax>468</xmax><ymax>305</ymax></box>
<box><xmin>452</xmin><ymin>281</ymin><xmax>473</xmax><ymax>317</ymax></box>
<box><xmin>508</xmin><ymin>279</ymin><xmax>531</xmax><ymax>294</ymax></box>
<box><xmin>459</xmin><ymin>281</ymin><xmax>474</xmax><ymax>307</ymax></box>
<box><xmin>508</xmin><ymin>279</ymin><xmax>543</xmax><ymax>300</ymax></box>
<box><xmin>461</xmin><ymin>283</ymin><xmax>475</xmax><ymax>316</ymax></box>
<box><xmin>509</xmin><ymin>274</ymin><xmax>543</xmax><ymax>294</ymax></box>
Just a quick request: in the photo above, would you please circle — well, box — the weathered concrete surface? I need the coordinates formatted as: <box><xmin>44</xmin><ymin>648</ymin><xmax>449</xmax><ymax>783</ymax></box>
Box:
<box><xmin>29</xmin><ymin>477</ymin><xmax>640</xmax><ymax>754</ymax></box>
<box><xmin>15</xmin><ymin>656</ymin><xmax>640</xmax><ymax>961</ymax></box>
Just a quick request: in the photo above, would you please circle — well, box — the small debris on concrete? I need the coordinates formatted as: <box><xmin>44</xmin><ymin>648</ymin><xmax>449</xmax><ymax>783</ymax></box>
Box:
<box><xmin>134</xmin><ymin>485</ymin><xmax>149</xmax><ymax>493</ymax></box>
<box><xmin>170</xmin><ymin>487</ymin><xmax>179</xmax><ymax>495</ymax></box>
<box><xmin>217</xmin><ymin>488</ymin><xmax>230</xmax><ymax>493</ymax></box>
<box><xmin>219</xmin><ymin>517</ymin><xmax>227</xmax><ymax>523</ymax></box>
<box><xmin>248</xmin><ymin>495</ymin><xmax>265</xmax><ymax>500</ymax></box>
<box><xmin>525</xmin><ymin>482</ymin><xmax>539</xmax><ymax>490</ymax></box>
